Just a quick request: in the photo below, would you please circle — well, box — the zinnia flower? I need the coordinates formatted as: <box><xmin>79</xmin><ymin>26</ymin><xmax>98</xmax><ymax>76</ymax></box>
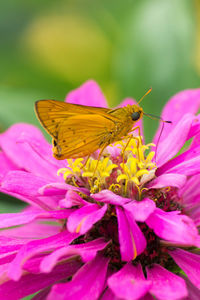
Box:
<box><xmin>0</xmin><ymin>80</ymin><xmax>200</xmax><ymax>300</ymax></box>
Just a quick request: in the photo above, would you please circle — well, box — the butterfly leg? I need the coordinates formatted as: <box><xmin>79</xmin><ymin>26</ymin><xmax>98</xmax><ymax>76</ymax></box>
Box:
<box><xmin>121</xmin><ymin>135</ymin><xmax>133</xmax><ymax>166</ymax></box>
<box><xmin>81</xmin><ymin>155</ymin><xmax>90</xmax><ymax>169</ymax></box>
<box><xmin>93</xmin><ymin>144</ymin><xmax>107</xmax><ymax>177</ymax></box>
<box><xmin>121</xmin><ymin>126</ymin><xmax>142</xmax><ymax>165</ymax></box>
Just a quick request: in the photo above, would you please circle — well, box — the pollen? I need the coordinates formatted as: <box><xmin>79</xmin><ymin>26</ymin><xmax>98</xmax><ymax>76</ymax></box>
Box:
<box><xmin>82</xmin><ymin>157</ymin><xmax>117</xmax><ymax>184</ymax></box>
<box><xmin>57</xmin><ymin>135</ymin><xmax>157</xmax><ymax>195</ymax></box>
<box><xmin>57</xmin><ymin>158</ymin><xmax>84</xmax><ymax>179</ymax></box>
<box><xmin>117</xmin><ymin>137</ymin><xmax>156</xmax><ymax>188</ymax></box>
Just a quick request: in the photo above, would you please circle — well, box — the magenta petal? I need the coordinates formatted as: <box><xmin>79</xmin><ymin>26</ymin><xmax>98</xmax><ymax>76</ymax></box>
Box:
<box><xmin>179</xmin><ymin>174</ymin><xmax>200</xmax><ymax>208</ymax></box>
<box><xmin>181</xmin><ymin>275</ymin><xmax>200</xmax><ymax>300</ymax></box>
<box><xmin>116</xmin><ymin>207</ymin><xmax>146</xmax><ymax>261</ymax></box>
<box><xmin>67</xmin><ymin>203</ymin><xmax>107</xmax><ymax>234</ymax></box>
<box><xmin>0</xmin><ymin>210</ymin><xmax>72</xmax><ymax>229</ymax></box>
<box><xmin>39</xmin><ymin>182</ymin><xmax>89</xmax><ymax>197</ymax></box>
<box><xmin>0</xmin><ymin>123</ymin><xmax>65</xmax><ymax>180</ymax></box>
<box><xmin>48</xmin><ymin>254</ymin><xmax>109</xmax><ymax>300</ymax></box>
<box><xmin>65</xmin><ymin>80</ymin><xmax>108</xmax><ymax>107</ymax></box>
<box><xmin>108</xmin><ymin>263</ymin><xmax>151</xmax><ymax>300</ymax></box>
<box><xmin>0</xmin><ymin>261</ymin><xmax>81</xmax><ymax>300</ymax></box>
<box><xmin>92</xmin><ymin>190</ymin><xmax>130</xmax><ymax>206</ymax></box>
<box><xmin>40</xmin><ymin>238</ymin><xmax>109</xmax><ymax>273</ymax></box>
<box><xmin>155</xmin><ymin>114</ymin><xmax>195</xmax><ymax>166</ymax></box>
<box><xmin>60</xmin><ymin>189</ymin><xmax>87</xmax><ymax>208</ymax></box>
<box><xmin>154</xmin><ymin>89</ymin><xmax>200</xmax><ymax>144</ymax></box>
<box><xmin>8</xmin><ymin>231</ymin><xmax>78</xmax><ymax>281</ymax></box>
<box><xmin>146</xmin><ymin>208</ymin><xmax>198</xmax><ymax>246</ymax></box>
<box><xmin>157</xmin><ymin>144</ymin><xmax>200</xmax><ymax>177</ymax></box>
<box><xmin>148</xmin><ymin>173</ymin><xmax>186</xmax><ymax>189</ymax></box>
<box><xmin>169</xmin><ymin>248</ymin><xmax>200</xmax><ymax>289</ymax></box>
<box><xmin>123</xmin><ymin>198</ymin><xmax>156</xmax><ymax>222</ymax></box>
<box><xmin>0</xmin><ymin>236</ymin><xmax>28</xmax><ymax>255</ymax></box>
<box><xmin>100</xmin><ymin>288</ymin><xmax>117</xmax><ymax>300</ymax></box>
<box><xmin>1</xmin><ymin>170</ymin><xmax>59</xmax><ymax>209</ymax></box>
<box><xmin>146</xmin><ymin>264</ymin><xmax>188</xmax><ymax>300</ymax></box>
<box><xmin>189</xmin><ymin>207</ymin><xmax>200</xmax><ymax>227</ymax></box>
<box><xmin>0</xmin><ymin>152</ymin><xmax>19</xmax><ymax>181</ymax></box>
<box><xmin>1</xmin><ymin>171</ymin><xmax>48</xmax><ymax>196</ymax></box>
<box><xmin>0</xmin><ymin>222</ymin><xmax>60</xmax><ymax>239</ymax></box>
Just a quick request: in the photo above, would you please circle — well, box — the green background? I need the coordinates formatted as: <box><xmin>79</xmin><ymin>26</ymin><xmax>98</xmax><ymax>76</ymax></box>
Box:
<box><xmin>0</xmin><ymin>0</ymin><xmax>200</xmax><ymax>212</ymax></box>
<box><xmin>0</xmin><ymin>1</ymin><xmax>200</xmax><ymax>298</ymax></box>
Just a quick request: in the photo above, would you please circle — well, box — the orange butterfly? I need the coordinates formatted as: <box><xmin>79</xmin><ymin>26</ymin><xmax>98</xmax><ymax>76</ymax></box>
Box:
<box><xmin>34</xmin><ymin>90</ymin><xmax>152</xmax><ymax>161</ymax></box>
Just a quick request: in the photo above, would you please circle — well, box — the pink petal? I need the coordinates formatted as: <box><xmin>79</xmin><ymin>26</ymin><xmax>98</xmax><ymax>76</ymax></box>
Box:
<box><xmin>116</xmin><ymin>207</ymin><xmax>146</xmax><ymax>261</ymax></box>
<box><xmin>100</xmin><ymin>288</ymin><xmax>118</xmax><ymax>300</ymax></box>
<box><xmin>123</xmin><ymin>198</ymin><xmax>156</xmax><ymax>222</ymax></box>
<box><xmin>189</xmin><ymin>206</ymin><xmax>200</xmax><ymax>226</ymax></box>
<box><xmin>65</xmin><ymin>80</ymin><xmax>108</xmax><ymax>107</ymax></box>
<box><xmin>178</xmin><ymin>175</ymin><xmax>200</xmax><ymax>224</ymax></box>
<box><xmin>0</xmin><ymin>253</ymin><xmax>16</xmax><ymax>265</ymax></box>
<box><xmin>157</xmin><ymin>144</ymin><xmax>200</xmax><ymax>176</ymax></box>
<box><xmin>8</xmin><ymin>231</ymin><xmax>79</xmax><ymax>281</ymax></box>
<box><xmin>48</xmin><ymin>254</ymin><xmax>109</xmax><ymax>300</ymax></box>
<box><xmin>0</xmin><ymin>222</ymin><xmax>60</xmax><ymax>239</ymax></box>
<box><xmin>155</xmin><ymin>114</ymin><xmax>195</xmax><ymax>166</ymax></box>
<box><xmin>148</xmin><ymin>173</ymin><xmax>186</xmax><ymax>189</ymax></box>
<box><xmin>40</xmin><ymin>238</ymin><xmax>109</xmax><ymax>273</ymax></box>
<box><xmin>67</xmin><ymin>203</ymin><xmax>107</xmax><ymax>234</ymax></box>
<box><xmin>0</xmin><ymin>236</ymin><xmax>28</xmax><ymax>255</ymax></box>
<box><xmin>39</xmin><ymin>182</ymin><xmax>89</xmax><ymax>196</ymax></box>
<box><xmin>146</xmin><ymin>208</ymin><xmax>199</xmax><ymax>246</ymax></box>
<box><xmin>169</xmin><ymin>248</ymin><xmax>200</xmax><ymax>289</ymax></box>
<box><xmin>0</xmin><ymin>123</ymin><xmax>65</xmax><ymax>180</ymax></box>
<box><xmin>179</xmin><ymin>174</ymin><xmax>200</xmax><ymax>208</ymax></box>
<box><xmin>0</xmin><ymin>261</ymin><xmax>81</xmax><ymax>300</ymax></box>
<box><xmin>1</xmin><ymin>170</ymin><xmax>59</xmax><ymax>209</ymax></box>
<box><xmin>0</xmin><ymin>210</ymin><xmax>72</xmax><ymax>229</ymax></box>
<box><xmin>92</xmin><ymin>190</ymin><xmax>130</xmax><ymax>206</ymax></box>
<box><xmin>146</xmin><ymin>264</ymin><xmax>188</xmax><ymax>300</ymax></box>
<box><xmin>1</xmin><ymin>171</ymin><xmax>48</xmax><ymax>195</ymax></box>
<box><xmin>181</xmin><ymin>275</ymin><xmax>200</xmax><ymax>300</ymax></box>
<box><xmin>0</xmin><ymin>152</ymin><xmax>19</xmax><ymax>181</ymax></box>
<box><xmin>154</xmin><ymin>89</ymin><xmax>200</xmax><ymax>144</ymax></box>
<box><xmin>23</xmin><ymin>254</ymin><xmax>47</xmax><ymax>274</ymax></box>
<box><xmin>187</xmin><ymin>114</ymin><xmax>200</xmax><ymax>141</ymax></box>
<box><xmin>60</xmin><ymin>189</ymin><xmax>87</xmax><ymax>208</ymax></box>
<box><xmin>108</xmin><ymin>263</ymin><xmax>152</xmax><ymax>300</ymax></box>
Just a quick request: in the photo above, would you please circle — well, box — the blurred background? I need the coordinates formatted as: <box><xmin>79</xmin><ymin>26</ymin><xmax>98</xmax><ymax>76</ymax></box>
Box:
<box><xmin>0</xmin><ymin>0</ymin><xmax>200</xmax><ymax>211</ymax></box>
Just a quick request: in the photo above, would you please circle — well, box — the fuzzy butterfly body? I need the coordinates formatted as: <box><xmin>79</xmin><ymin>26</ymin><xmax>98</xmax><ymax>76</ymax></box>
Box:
<box><xmin>34</xmin><ymin>100</ymin><xmax>143</xmax><ymax>160</ymax></box>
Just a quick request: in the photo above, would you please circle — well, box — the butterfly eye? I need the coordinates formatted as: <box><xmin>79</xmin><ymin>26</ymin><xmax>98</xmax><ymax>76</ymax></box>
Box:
<box><xmin>131</xmin><ymin>111</ymin><xmax>141</xmax><ymax>121</ymax></box>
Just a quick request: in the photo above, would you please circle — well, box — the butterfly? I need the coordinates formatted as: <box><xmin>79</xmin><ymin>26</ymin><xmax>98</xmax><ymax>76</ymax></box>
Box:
<box><xmin>35</xmin><ymin>99</ymin><xmax>144</xmax><ymax>161</ymax></box>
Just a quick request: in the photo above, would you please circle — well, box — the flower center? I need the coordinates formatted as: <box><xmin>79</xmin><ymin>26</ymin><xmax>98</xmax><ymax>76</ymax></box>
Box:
<box><xmin>58</xmin><ymin>136</ymin><xmax>156</xmax><ymax>196</ymax></box>
<box><xmin>57</xmin><ymin>136</ymin><xmax>182</xmax><ymax>271</ymax></box>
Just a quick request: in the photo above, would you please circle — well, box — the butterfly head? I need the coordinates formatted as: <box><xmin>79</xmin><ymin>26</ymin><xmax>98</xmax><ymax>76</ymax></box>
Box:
<box><xmin>131</xmin><ymin>105</ymin><xmax>143</xmax><ymax>122</ymax></box>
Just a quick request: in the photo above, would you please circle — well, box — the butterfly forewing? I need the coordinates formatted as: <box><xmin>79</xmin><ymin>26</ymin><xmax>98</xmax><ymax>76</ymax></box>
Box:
<box><xmin>35</xmin><ymin>100</ymin><xmax>122</xmax><ymax>159</ymax></box>
<box><xmin>35</xmin><ymin>100</ymin><xmax>117</xmax><ymax>138</ymax></box>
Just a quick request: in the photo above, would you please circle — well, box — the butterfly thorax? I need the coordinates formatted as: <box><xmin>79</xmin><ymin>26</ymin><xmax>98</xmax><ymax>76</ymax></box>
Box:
<box><xmin>105</xmin><ymin>104</ymin><xmax>143</xmax><ymax>143</ymax></box>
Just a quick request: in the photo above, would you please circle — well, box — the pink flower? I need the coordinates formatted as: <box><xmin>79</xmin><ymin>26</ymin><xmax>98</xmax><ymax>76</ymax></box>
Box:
<box><xmin>0</xmin><ymin>80</ymin><xmax>200</xmax><ymax>299</ymax></box>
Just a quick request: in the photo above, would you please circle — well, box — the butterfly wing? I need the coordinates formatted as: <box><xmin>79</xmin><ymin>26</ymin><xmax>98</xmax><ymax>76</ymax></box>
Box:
<box><xmin>35</xmin><ymin>100</ymin><xmax>120</xmax><ymax>159</ymax></box>
<box><xmin>35</xmin><ymin>100</ymin><xmax>113</xmax><ymax>139</ymax></box>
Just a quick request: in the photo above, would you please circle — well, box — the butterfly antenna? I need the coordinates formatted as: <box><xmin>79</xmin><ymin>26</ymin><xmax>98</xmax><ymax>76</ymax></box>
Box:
<box><xmin>143</xmin><ymin>112</ymin><xmax>172</xmax><ymax>163</ymax></box>
<box><xmin>137</xmin><ymin>88</ymin><xmax>152</xmax><ymax>105</ymax></box>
